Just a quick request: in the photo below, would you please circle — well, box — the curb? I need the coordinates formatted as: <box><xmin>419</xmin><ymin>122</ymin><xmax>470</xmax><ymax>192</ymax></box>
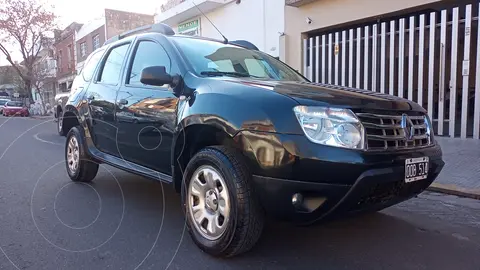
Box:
<box><xmin>29</xmin><ymin>115</ymin><xmax>54</xmax><ymax>120</ymax></box>
<box><xmin>427</xmin><ymin>182</ymin><xmax>480</xmax><ymax>200</ymax></box>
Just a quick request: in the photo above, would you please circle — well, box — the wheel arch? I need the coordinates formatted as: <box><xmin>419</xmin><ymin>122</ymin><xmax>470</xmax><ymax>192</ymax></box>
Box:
<box><xmin>61</xmin><ymin>105</ymin><xmax>82</xmax><ymax>135</ymax></box>
<box><xmin>55</xmin><ymin>104</ymin><xmax>63</xmax><ymax>117</ymax></box>
<box><xmin>171</xmin><ymin>117</ymin><xmax>246</xmax><ymax>193</ymax></box>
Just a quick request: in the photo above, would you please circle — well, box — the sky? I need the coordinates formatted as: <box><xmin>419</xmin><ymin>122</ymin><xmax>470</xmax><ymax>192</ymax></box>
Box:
<box><xmin>0</xmin><ymin>0</ymin><xmax>167</xmax><ymax>65</ymax></box>
<box><xmin>50</xmin><ymin>0</ymin><xmax>167</xmax><ymax>28</ymax></box>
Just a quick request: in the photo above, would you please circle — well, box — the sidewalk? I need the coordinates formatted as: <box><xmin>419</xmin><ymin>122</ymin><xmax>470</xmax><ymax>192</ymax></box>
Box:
<box><xmin>29</xmin><ymin>114</ymin><xmax>54</xmax><ymax>120</ymax></box>
<box><xmin>427</xmin><ymin>137</ymin><xmax>480</xmax><ymax>200</ymax></box>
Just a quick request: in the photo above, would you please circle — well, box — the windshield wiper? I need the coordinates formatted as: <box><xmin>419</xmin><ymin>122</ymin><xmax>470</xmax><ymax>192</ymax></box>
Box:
<box><xmin>200</xmin><ymin>71</ymin><xmax>260</xmax><ymax>78</ymax></box>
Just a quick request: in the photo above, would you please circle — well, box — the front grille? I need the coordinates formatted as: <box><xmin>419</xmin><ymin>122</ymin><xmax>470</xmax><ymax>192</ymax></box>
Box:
<box><xmin>356</xmin><ymin>112</ymin><xmax>432</xmax><ymax>151</ymax></box>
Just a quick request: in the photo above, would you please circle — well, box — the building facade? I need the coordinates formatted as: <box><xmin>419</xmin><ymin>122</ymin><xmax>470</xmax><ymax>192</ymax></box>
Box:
<box><xmin>104</xmin><ymin>9</ymin><xmax>155</xmax><ymax>39</ymax></box>
<box><xmin>75</xmin><ymin>9</ymin><xmax>154</xmax><ymax>72</ymax></box>
<box><xmin>54</xmin><ymin>22</ymin><xmax>83</xmax><ymax>93</ymax></box>
<box><xmin>284</xmin><ymin>0</ymin><xmax>480</xmax><ymax>140</ymax></box>
<box><xmin>151</xmin><ymin>0</ymin><xmax>480</xmax><ymax>141</ymax></box>
<box><xmin>31</xmin><ymin>43</ymin><xmax>57</xmax><ymax>105</ymax></box>
<box><xmin>155</xmin><ymin>0</ymin><xmax>285</xmax><ymax>58</ymax></box>
<box><xmin>75</xmin><ymin>17</ymin><xmax>106</xmax><ymax>72</ymax></box>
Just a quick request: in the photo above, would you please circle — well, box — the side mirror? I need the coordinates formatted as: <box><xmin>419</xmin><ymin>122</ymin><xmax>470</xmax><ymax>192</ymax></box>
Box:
<box><xmin>140</xmin><ymin>66</ymin><xmax>173</xmax><ymax>86</ymax></box>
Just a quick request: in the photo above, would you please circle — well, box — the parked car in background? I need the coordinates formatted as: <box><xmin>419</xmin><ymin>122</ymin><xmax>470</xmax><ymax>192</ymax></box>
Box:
<box><xmin>3</xmin><ymin>101</ymin><xmax>29</xmax><ymax>117</ymax></box>
<box><xmin>0</xmin><ymin>98</ymin><xmax>11</xmax><ymax>114</ymax></box>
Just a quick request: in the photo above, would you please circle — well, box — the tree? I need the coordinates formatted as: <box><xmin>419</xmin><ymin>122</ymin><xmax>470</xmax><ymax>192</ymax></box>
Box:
<box><xmin>0</xmin><ymin>0</ymin><xmax>56</xmax><ymax>105</ymax></box>
<box><xmin>0</xmin><ymin>65</ymin><xmax>26</xmax><ymax>95</ymax></box>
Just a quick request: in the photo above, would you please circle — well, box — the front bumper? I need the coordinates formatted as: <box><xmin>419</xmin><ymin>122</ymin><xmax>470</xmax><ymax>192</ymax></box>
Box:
<box><xmin>235</xmin><ymin>131</ymin><xmax>445</xmax><ymax>224</ymax></box>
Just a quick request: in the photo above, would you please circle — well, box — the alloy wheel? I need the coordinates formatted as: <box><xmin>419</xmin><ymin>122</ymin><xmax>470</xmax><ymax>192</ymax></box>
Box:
<box><xmin>188</xmin><ymin>165</ymin><xmax>231</xmax><ymax>241</ymax></box>
<box><xmin>67</xmin><ymin>136</ymin><xmax>80</xmax><ymax>174</ymax></box>
<box><xmin>58</xmin><ymin>115</ymin><xmax>63</xmax><ymax>132</ymax></box>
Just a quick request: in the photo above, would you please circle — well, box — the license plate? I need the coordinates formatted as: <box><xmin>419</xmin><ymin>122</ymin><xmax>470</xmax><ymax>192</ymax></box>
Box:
<box><xmin>405</xmin><ymin>157</ymin><xmax>429</xmax><ymax>183</ymax></box>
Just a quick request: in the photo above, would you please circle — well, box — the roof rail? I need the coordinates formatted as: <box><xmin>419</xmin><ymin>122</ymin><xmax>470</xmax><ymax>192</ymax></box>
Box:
<box><xmin>229</xmin><ymin>40</ymin><xmax>259</xmax><ymax>51</ymax></box>
<box><xmin>103</xmin><ymin>23</ymin><xmax>175</xmax><ymax>46</ymax></box>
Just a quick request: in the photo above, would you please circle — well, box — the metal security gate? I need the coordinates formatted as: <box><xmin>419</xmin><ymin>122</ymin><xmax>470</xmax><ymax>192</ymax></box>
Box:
<box><xmin>303</xmin><ymin>3</ymin><xmax>480</xmax><ymax>139</ymax></box>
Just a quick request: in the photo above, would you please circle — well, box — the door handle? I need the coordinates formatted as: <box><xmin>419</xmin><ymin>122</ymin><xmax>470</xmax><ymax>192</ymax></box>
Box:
<box><xmin>118</xmin><ymin>99</ymin><xmax>128</xmax><ymax>105</ymax></box>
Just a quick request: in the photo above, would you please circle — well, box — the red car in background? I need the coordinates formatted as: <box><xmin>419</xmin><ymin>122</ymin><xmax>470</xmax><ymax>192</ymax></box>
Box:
<box><xmin>0</xmin><ymin>98</ymin><xmax>10</xmax><ymax>114</ymax></box>
<box><xmin>3</xmin><ymin>101</ymin><xmax>29</xmax><ymax>117</ymax></box>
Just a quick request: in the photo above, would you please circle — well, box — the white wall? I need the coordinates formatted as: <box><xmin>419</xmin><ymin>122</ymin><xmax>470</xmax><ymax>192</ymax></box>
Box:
<box><xmin>170</xmin><ymin>0</ymin><xmax>284</xmax><ymax>57</ymax></box>
<box><xmin>284</xmin><ymin>0</ymin><xmax>442</xmax><ymax>70</ymax></box>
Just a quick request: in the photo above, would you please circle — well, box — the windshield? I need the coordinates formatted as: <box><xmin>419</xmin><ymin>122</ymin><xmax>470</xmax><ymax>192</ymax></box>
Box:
<box><xmin>171</xmin><ymin>37</ymin><xmax>306</xmax><ymax>81</ymax></box>
<box><xmin>6</xmin><ymin>101</ymin><xmax>23</xmax><ymax>107</ymax></box>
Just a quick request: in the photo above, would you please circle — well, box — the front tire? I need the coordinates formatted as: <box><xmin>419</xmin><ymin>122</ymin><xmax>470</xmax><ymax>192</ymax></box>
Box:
<box><xmin>181</xmin><ymin>146</ymin><xmax>264</xmax><ymax>257</ymax></box>
<box><xmin>65</xmin><ymin>127</ymin><xmax>99</xmax><ymax>182</ymax></box>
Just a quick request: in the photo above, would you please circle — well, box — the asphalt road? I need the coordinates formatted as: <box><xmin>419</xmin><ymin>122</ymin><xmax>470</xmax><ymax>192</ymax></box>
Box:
<box><xmin>0</xmin><ymin>116</ymin><xmax>479</xmax><ymax>270</ymax></box>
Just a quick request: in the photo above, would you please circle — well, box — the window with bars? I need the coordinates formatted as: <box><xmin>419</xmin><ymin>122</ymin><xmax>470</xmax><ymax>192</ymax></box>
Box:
<box><xmin>67</xmin><ymin>44</ymin><xmax>72</xmax><ymax>69</ymax></box>
<box><xmin>80</xmin><ymin>42</ymin><xmax>87</xmax><ymax>57</ymax></box>
<box><xmin>58</xmin><ymin>50</ymin><xmax>62</xmax><ymax>71</ymax></box>
<box><xmin>93</xmin><ymin>35</ymin><xmax>100</xmax><ymax>50</ymax></box>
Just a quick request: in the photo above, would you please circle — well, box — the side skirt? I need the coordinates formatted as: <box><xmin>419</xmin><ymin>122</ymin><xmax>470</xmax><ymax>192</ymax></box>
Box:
<box><xmin>87</xmin><ymin>143</ymin><xmax>173</xmax><ymax>184</ymax></box>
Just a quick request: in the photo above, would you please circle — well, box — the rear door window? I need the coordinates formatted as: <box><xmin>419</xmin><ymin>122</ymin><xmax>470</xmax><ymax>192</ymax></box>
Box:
<box><xmin>98</xmin><ymin>44</ymin><xmax>130</xmax><ymax>85</ymax></box>
<box><xmin>82</xmin><ymin>49</ymin><xmax>105</xmax><ymax>82</ymax></box>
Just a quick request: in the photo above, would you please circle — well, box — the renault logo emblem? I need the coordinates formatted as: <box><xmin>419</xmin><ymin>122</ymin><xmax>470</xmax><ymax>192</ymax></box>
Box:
<box><xmin>401</xmin><ymin>114</ymin><xmax>415</xmax><ymax>141</ymax></box>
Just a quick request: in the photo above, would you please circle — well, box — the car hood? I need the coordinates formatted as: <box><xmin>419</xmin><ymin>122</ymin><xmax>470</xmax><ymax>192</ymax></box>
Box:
<box><xmin>55</xmin><ymin>92</ymin><xmax>70</xmax><ymax>100</ymax></box>
<box><xmin>224</xmin><ymin>79</ymin><xmax>424</xmax><ymax>112</ymax></box>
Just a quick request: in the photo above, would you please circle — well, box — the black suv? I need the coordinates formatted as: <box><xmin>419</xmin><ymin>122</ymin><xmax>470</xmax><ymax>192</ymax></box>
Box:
<box><xmin>60</xmin><ymin>23</ymin><xmax>445</xmax><ymax>257</ymax></box>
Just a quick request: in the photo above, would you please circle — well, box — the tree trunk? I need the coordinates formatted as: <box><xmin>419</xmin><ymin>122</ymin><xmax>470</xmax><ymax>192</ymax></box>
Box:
<box><xmin>24</xmin><ymin>79</ymin><xmax>34</xmax><ymax>104</ymax></box>
<box><xmin>34</xmin><ymin>88</ymin><xmax>49</xmax><ymax>115</ymax></box>
<box><xmin>37</xmin><ymin>92</ymin><xmax>46</xmax><ymax>115</ymax></box>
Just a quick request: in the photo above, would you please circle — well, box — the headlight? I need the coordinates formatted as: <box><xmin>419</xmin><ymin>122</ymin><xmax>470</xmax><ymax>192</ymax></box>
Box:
<box><xmin>293</xmin><ymin>106</ymin><xmax>365</xmax><ymax>150</ymax></box>
<box><xmin>424</xmin><ymin>114</ymin><xmax>435</xmax><ymax>143</ymax></box>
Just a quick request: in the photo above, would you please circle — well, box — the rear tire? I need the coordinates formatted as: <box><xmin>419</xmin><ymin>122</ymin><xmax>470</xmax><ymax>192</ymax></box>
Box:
<box><xmin>65</xmin><ymin>126</ymin><xmax>98</xmax><ymax>183</ymax></box>
<box><xmin>181</xmin><ymin>146</ymin><xmax>264</xmax><ymax>257</ymax></box>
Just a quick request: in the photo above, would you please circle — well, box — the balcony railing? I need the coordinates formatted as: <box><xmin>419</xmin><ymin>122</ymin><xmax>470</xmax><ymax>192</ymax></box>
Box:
<box><xmin>286</xmin><ymin>0</ymin><xmax>318</xmax><ymax>7</ymax></box>
<box><xmin>160</xmin><ymin>0</ymin><xmax>186</xmax><ymax>13</ymax></box>
<box><xmin>155</xmin><ymin>0</ymin><xmax>234</xmax><ymax>26</ymax></box>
